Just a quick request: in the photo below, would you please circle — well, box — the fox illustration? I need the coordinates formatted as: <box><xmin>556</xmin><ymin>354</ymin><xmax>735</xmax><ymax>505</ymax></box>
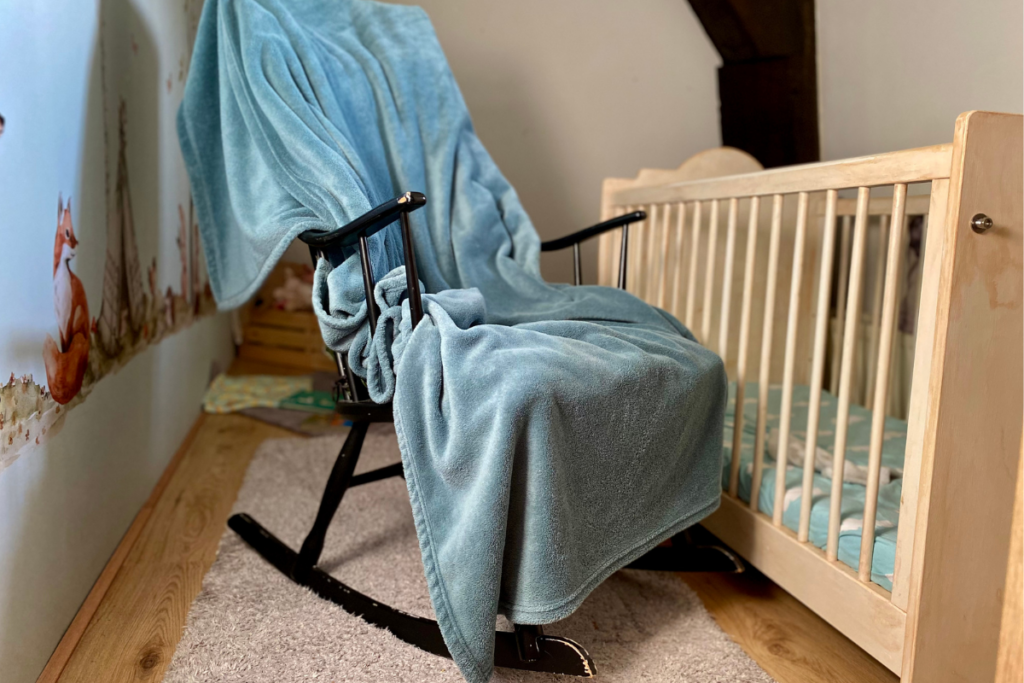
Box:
<box><xmin>43</xmin><ymin>195</ymin><xmax>90</xmax><ymax>404</ymax></box>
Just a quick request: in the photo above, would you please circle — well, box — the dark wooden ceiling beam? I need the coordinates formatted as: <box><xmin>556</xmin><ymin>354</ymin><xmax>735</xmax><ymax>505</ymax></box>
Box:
<box><xmin>688</xmin><ymin>0</ymin><xmax>820</xmax><ymax>167</ymax></box>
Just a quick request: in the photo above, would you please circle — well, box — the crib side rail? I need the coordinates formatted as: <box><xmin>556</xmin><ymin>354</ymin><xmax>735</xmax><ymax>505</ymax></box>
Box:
<box><xmin>597</xmin><ymin>136</ymin><xmax>968</xmax><ymax>672</ymax></box>
<box><xmin>901</xmin><ymin>112</ymin><xmax>1023</xmax><ymax>683</ymax></box>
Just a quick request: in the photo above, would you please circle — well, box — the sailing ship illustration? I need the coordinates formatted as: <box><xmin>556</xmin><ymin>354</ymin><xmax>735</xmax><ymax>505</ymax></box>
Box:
<box><xmin>96</xmin><ymin>101</ymin><xmax>147</xmax><ymax>357</ymax></box>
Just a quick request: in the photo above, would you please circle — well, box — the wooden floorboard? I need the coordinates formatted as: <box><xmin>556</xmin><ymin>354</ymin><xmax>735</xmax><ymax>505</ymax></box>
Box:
<box><xmin>53</xmin><ymin>360</ymin><xmax>304</xmax><ymax>683</ymax></box>
<box><xmin>37</xmin><ymin>416</ymin><xmax>205</xmax><ymax>683</ymax></box>
<box><xmin>48</xmin><ymin>358</ymin><xmax>898</xmax><ymax>683</ymax></box>
<box><xmin>682</xmin><ymin>569</ymin><xmax>899</xmax><ymax>683</ymax></box>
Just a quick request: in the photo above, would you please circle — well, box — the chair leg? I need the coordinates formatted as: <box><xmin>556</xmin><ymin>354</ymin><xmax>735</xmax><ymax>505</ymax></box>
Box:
<box><xmin>514</xmin><ymin>624</ymin><xmax>544</xmax><ymax>661</ymax></box>
<box><xmin>294</xmin><ymin>420</ymin><xmax>370</xmax><ymax>574</ymax></box>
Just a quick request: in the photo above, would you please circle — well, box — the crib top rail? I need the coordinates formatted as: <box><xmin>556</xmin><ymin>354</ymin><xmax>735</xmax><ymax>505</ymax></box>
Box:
<box><xmin>611</xmin><ymin>143</ymin><xmax>952</xmax><ymax>206</ymax></box>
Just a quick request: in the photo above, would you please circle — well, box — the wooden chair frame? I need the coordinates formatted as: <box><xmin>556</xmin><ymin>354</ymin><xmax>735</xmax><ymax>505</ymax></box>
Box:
<box><xmin>229</xmin><ymin>193</ymin><xmax>745</xmax><ymax>678</ymax></box>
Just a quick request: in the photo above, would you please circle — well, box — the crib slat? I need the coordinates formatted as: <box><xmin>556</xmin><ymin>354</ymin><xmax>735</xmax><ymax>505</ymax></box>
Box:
<box><xmin>603</xmin><ymin>206</ymin><xmax>617</xmax><ymax>288</ymax></box>
<box><xmin>830</xmin><ymin>215</ymin><xmax>853</xmax><ymax>395</ymax></box>
<box><xmin>701</xmin><ymin>200</ymin><xmax>720</xmax><ymax>345</ymax></box>
<box><xmin>798</xmin><ymin>191</ymin><xmax>839</xmax><ymax>540</ymax></box>
<box><xmin>671</xmin><ymin>202</ymin><xmax>687</xmax><ymax>317</ymax></box>
<box><xmin>607</xmin><ymin>204</ymin><xmax>627</xmax><ymax>287</ymax></box>
<box><xmin>602</xmin><ymin>205</ymin><xmax>618</xmax><ymax>286</ymax></box>
<box><xmin>647</xmin><ymin>203</ymin><xmax>663</xmax><ymax>302</ymax></box>
<box><xmin>628</xmin><ymin>207</ymin><xmax>645</xmax><ymax>295</ymax></box>
<box><xmin>656</xmin><ymin>204</ymin><xmax>672</xmax><ymax>308</ymax></box>
<box><xmin>642</xmin><ymin>204</ymin><xmax>654</xmax><ymax>296</ymax></box>
<box><xmin>799</xmin><ymin>190</ymin><xmax>838</xmax><ymax>541</ymax></box>
<box><xmin>718</xmin><ymin>198</ymin><xmax>739</xmax><ymax>360</ymax></box>
<box><xmin>623</xmin><ymin>205</ymin><xmax>634</xmax><ymax>293</ymax></box>
<box><xmin>891</xmin><ymin>213</ymin><xmax>911</xmax><ymax>365</ymax></box>
<box><xmin>636</xmin><ymin>205</ymin><xmax>648</xmax><ymax>298</ymax></box>
<box><xmin>751</xmin><ymin>194</ymin><xmax>784</xmax><ymax>511</ymax></box>
<box><xmin>643</xmin><ymin>204</ymin><xmax>659</xmax><ymax>300</ymax></box>
<box><xmin>613</xmin><ymin>205</ymin><xmax>627</xmax><ymax>285</ymax></box>
<box><xmin>865</xmin><ymin>214</ymin><xmax>890</xmax><ymax>409</ymax></box>
<box><xmin>622</xmin><ymin>205</ymin><xmax>630</xmax><ymax>294</ymax></box>
<box><xmin>891</xmin><ymin>181</ymin><xmax>946</xmax><ymax>610</ymax></box>
<box><xmin>826</xmin><ymin>187</ymin><xmax>871</xmax><ymax>561</ymax></box>
<box><xmin>729</xmin><ymin>196</ymin><xmax>760</xmax><ymax>497</ymax></box>
<box><xmin>685</xmin><ymin>201</ymin><xmax>703</xmax><ymax>328</ymax></box>
<box><xmin>655</xmin><ymin>203</ymin><xmax>668</xmax><ymax>296</ymax></box>
<box><xmin>607</xmin><ymin>205</ymin><xmax>626</xmax><ymax>288</ymax></box>
<box><xmin>773</xmin><ymin>192</ymin><xmax>809</xmax><ymax>526</ymax></box>
<box><xmin>858</xmin><ymin>184</ymin><xmax>907</xmax><ymax>582</ymax></box>
<box><xmin>610</xmin><ymin>204</ymin><xmax>626</xmax><ymax>286</ymax></box>
<box><xmin>646</xmin><ymin>203</ymin><xmax>660</xmax><ymax>302</ymax></box>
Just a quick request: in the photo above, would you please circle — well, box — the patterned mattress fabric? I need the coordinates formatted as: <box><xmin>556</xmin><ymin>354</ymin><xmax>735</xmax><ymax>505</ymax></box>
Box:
<box><xmin>721</xmin><ymin>382</ymin><xmax>908</xmax><ymax>590</ymax></box>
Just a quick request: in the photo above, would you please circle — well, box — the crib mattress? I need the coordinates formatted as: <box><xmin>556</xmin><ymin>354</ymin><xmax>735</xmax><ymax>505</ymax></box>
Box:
<box><xmin>721</xmin><ymin>383</ymin><xmax>908</xmax><ymax>590</ymax></box>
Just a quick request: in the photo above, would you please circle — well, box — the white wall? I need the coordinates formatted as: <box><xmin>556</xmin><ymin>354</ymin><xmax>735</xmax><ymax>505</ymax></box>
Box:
<box><xmin>817</xmin><ymin>0</ymin><xmax>1023</xmax><ymax>160</ymax></box>
<box><xmin>395</xmin><ymin>0</ymin><xmax>722</xmax><ymax>284</ymax></box>
<box><xmin>0</xmin><ymin>319</ymin><xmax>232</xmax><ymax>683</ymax></box>
<box><xmin>0</xmin><ymin>2</ymin><xmax>233</xmax><ymax>681</ymax></box>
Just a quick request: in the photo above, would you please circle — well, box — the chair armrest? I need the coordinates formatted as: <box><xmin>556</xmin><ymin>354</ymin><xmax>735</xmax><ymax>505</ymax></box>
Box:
<box><xmin>538</xmin><ymin>210</ymin><xmax>646</xmax><ymax>288</ymax></box>
<box><xmin>539</xmin><ymin>211</ymin><xmax>646</xmax><ymax>252</ymax></box>
<box><xmin>299</xmin><ymin>191</ymin><xmax>427</xmax><ymax>250</ymax></box>
<box><xmin>300</xmin><ymin>191</ymin><xmax>427</xmax><ymax>332</ymax></box>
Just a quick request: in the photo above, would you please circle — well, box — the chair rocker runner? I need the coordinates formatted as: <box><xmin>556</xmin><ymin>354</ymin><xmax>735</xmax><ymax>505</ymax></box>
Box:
<box><xmin>228</xmin><ymin>191</ymin><xmax>744</xmax><ymax>678</ymax></box>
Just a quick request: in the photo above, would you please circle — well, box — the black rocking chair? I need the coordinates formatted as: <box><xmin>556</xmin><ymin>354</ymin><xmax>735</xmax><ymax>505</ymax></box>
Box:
<box><xmin>228</xmin><ymin>191</ymin><xmax>743</xmax><ymax>678</ymax></box>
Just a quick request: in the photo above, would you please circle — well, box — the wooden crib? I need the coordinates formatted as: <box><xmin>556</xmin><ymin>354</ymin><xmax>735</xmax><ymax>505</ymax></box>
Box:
<box><xmin>596</xmin><ymin>111</ymin><xmax>1022</xmax><ymax>682</ymax></box>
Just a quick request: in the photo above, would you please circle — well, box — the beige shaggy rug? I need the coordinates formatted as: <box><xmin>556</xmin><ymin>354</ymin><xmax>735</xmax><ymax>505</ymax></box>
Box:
<box><xmin>163</xmin><ymin>424</ymin><xmax>774</xmax><ymax>683</ymax></box>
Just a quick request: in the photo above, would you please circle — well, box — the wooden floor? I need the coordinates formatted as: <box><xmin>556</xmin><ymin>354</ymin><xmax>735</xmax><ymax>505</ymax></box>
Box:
<box><xmin>44</xmin><ymin>358</ymin><xmax>898</xmax><ymax>683</ymax></box>
<box><xmin>682</xmin><ymin>570</ymin><xmax>897</xmax><ymax>683</ymax></box>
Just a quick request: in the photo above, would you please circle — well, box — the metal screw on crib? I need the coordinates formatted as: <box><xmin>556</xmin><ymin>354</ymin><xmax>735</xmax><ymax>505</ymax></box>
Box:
<box><xmin>971</xmin><ymin>212</ymin><xmax>994</xmax><ymax>233</ymax></box>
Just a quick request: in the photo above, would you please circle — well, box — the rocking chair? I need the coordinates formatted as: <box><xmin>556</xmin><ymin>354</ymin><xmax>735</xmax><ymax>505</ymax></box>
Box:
<box><xmin>228</xmin><ymin>191</ymin><xmax>743</xmax><ymax>678</ymax></box>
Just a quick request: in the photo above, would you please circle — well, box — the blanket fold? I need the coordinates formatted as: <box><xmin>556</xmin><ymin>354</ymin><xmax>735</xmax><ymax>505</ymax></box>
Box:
<box><xmin>179</xmin><ymin>1</ymin><xmax>727</xmax><ymax>680</ymax></box>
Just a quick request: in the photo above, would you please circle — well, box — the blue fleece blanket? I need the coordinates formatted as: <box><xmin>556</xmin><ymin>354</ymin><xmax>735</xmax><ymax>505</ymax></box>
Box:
<box><xmin>178</xmin><ymin>1</ymin><xmax>727</xmax><ymax>680</ymax></box>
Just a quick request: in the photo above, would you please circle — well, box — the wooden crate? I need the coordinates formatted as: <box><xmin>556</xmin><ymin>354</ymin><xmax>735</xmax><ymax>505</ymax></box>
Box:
<box><xmin>237</xmin><ymin>264</ymin><xmax>337</xmax><ymax>372</ymax></box>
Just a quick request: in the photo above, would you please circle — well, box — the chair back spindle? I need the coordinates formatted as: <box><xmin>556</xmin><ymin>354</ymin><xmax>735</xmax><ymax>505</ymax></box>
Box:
<box><xmin>358</xmin><ymin>234</ymin><xmax>379</xmax><ymax>335</ymax></box>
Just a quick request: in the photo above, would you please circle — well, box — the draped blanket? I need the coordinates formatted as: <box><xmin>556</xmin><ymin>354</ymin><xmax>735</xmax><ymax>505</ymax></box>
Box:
<box><xmin>178</xmin><ymin>1</ymin><xmax>727</xmax><ymax>680</ymax></box>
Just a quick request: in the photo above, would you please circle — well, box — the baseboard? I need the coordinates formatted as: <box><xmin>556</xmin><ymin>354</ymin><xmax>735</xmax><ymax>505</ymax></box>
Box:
<box><xmin>35</xmin><ymin>413</ymin><xmax>206</xmax><ymax>683</ymax></box>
